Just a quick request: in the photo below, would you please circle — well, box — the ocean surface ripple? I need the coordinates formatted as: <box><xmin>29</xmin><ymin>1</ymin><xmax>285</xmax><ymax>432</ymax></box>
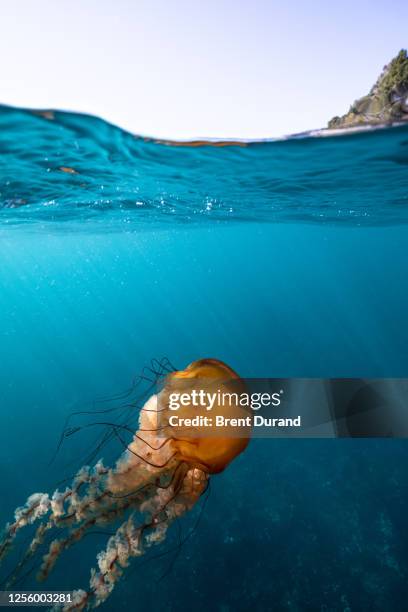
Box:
<box><xmin>0</xmin><ymin>105</ymin><xmax>407</xmax><ymax>231</ymax></box>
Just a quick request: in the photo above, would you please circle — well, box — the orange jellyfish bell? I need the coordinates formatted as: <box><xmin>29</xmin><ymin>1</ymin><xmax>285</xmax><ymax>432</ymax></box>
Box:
<box><xmin>167</xmin><ymin>358</ymin><xmax>250</xmax><ymax>474</ymax></box>
<box><xmin>0</xmin><ymin>358</ymin><xmax>250</xmax><ymax>611</ymax></box>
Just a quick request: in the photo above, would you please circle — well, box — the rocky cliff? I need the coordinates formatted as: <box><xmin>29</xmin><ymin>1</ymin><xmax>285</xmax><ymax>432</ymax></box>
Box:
<box><xmin>328</xmin><ymin>49</ymin><xmax>408</xmax><ymax>129</ymax></box>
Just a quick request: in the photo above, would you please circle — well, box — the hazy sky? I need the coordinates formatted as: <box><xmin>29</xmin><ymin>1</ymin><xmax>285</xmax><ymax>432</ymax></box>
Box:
<box><xmin>0</xmin><ymin>0</ymin><xmax>406</xmax><ymax>139</ymax></box>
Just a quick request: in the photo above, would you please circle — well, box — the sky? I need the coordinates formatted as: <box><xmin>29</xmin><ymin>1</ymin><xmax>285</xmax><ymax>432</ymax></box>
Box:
<box><xmin>0</xmin><ymin>0</ymin><xmax>407</xmax><ymax>139</ymax></box>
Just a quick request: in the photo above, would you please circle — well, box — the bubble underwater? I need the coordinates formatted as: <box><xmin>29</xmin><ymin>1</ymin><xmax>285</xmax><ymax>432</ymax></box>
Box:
<box><xmin>0</xmin><ymin>105</ymin><xmax>408</xmax><ymax>610</ymax></box>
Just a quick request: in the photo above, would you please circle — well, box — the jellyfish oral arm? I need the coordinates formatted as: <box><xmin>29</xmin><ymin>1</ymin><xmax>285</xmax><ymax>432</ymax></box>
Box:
<box><xmin>0</xmin><ymin>394</ymin><xmax>208</xmax><ymax>610</ymax></box>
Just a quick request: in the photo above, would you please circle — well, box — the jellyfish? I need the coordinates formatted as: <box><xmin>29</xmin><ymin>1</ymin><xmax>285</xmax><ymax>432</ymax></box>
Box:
<box><xmin>0</xmin><ymin>358</ymin><xmax>249</xmax><ymax>610</ymax></box>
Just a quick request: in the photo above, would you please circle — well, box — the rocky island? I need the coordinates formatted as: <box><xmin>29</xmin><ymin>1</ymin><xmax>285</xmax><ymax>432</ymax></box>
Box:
<box><xmin>328</xmin><ymin>49</ymin><xmax>408</xmax><ymax>129</ymax></box>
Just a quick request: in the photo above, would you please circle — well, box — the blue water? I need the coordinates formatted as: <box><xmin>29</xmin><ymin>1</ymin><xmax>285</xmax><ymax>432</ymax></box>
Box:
<box><xmin>0</xmin><ymin>105</ymin><xmax>408</xmax><ymax>610</ymax></box>
<box><xmin>1</xmin><ymin>105</ymin><xmax>408</xmax><ymax>229</ymax></box>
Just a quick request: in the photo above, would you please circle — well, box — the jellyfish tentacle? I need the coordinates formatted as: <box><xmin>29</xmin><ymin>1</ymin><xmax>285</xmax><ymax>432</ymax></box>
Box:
<box><xmin>0</xmin><ymin>493</ymin><xmax>51</xmax><ymax>566</ymax></box>
<box><xmin>91</xmin><ymin>467</ymin><xmax>208</xmax><ymax>609</ymax></box>
<box><xmin>57</xmin><ymin>466</ymin><xmax>208</xmax><ymax>611</ymax></box>
<box><xmin>7</xmin><ymin>455</ymin><xmax>187</xmax><ymax>587</ymax></box>
<box><xmin>38</xmin><ymin>501</ymin><xmax>133</xmax><ymax>583</ymax></box>
<box><xmin>4</xmin><ymin>520</ymin><xmax>52</xmax><ymax>589</ymax></box>
<box><xmin>0</xmin><ymin>462</ymin><xmax>110</xmax><ymax>576</ymax></box>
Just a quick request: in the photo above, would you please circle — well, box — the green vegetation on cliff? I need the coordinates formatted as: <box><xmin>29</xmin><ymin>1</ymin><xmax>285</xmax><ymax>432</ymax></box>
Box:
<box><xmin>328</xmin><ymin>49</ymin><xmax>408</xmax><ymax>129</ymax></box>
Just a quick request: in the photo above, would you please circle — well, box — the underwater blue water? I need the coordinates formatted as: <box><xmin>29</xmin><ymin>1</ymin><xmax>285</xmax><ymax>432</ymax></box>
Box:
<box><xmin>0</xmin><ymin>105</ymin><xmax>408</xmax><ymax>610</ymax></box>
